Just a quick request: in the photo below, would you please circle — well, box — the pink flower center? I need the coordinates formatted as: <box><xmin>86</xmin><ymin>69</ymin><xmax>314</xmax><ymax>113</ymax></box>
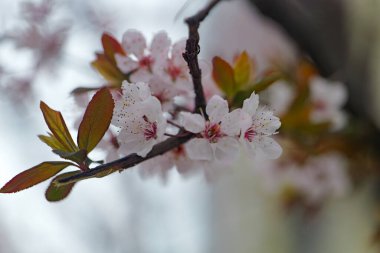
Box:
<box><xmin>314</xmin><ymin>100</ymin><xmax>326</xmax><ymax>111</ymax></box>
<box><xmin>139</xmin><ymin>56</ymin><xmax>153</xmax><ymax>70</ymax></box>
<box><xmin>166</xmin><ymin>63</ymin><xmax>182</xmax><ymax>81</ymax></box>
<box><xmin>142</xmin><ymin>115</ymin><xmax>158</xmax><ymax>141</ymax></box>
<box><xmin>203</xmin><ymin>122</ymin><xmax>223</xmax><ymax>143</ymax></box>
<box><xmin>244</xmin><ymin>126</ymin><xmax>255</xmax><ymax>142</ymax></box>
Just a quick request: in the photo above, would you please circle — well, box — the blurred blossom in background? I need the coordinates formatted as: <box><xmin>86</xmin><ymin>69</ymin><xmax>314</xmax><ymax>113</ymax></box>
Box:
<box><xmin>0</xmin><ymin>0</ymin><xmax>379</xmax><ymax>253</ymax></box>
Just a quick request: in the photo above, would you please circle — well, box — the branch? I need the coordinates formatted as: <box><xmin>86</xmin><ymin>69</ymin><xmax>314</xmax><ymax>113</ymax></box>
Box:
<box><xmin>57</xmin><ymin>0</ymin><xmax>223</xmax><ymax>186</ymax></box>
<box><xmin>183</xmin><ymin>0</ymin><xmax>222</xmax><ymax>115</ymax></box>
<box><xmin>58</xmin><ymin>133</ymin><xmax>193</xmax><ymax>185</ymax></box>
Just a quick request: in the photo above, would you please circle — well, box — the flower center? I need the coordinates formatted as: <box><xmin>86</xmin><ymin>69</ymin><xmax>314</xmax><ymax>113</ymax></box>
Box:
<box><xmin>313</xmin><ymin>99</ymin><xmax>326</xmax><ymax>111</ymax></box>
<box><xmin>244</xmin><ymin>126</ymin><xmax>255</xmax><ymax>142</ymax></box>
<box><xmin>203</xmin><ymin>122</ymin><xmax>223</xmax><ymax>143</ymax></box>
<box><xmin>139</xmin><ymin>56</ymin><xmax>153</xmax><ymax>70</ymax></box>
<box><xmin>142</xmin><ymin>115</ymin><xmax>158</xmax><ymax>141</ymax></box>
<box><xmin>166</xmin><ymin>63</ymin><xmax>182</xmax><ymax>81</ymax></box>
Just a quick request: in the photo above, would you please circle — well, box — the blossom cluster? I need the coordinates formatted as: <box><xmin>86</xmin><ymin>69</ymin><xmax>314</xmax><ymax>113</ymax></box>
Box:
<box><xmin>88</xmin><ymin>29</ymin><xmax>282</xmax><ymax>180</ymax></box>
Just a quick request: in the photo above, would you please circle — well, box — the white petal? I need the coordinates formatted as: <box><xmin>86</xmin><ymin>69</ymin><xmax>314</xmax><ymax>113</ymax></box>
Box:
<box><xmin>213</xmin><ymin>137</ymin><xmax>239</xmax><ymax>161</ymax></box>
<box><xmin>185</xmin><ymin>138</ymin><xmax>213</xmax><ymax>161</ymax></box>
<box><xmin>118</xmin><ymin>130</ymin><xmax>146</xmax><ymax>155</ymax></box>
<box><xmin>150</xmin><ymin>31</ymin><xmax>171</xmax><ymax>59</ymax></box>
<box><xmin>256</xmin><ymin>136</ymin><xmax>282</xmax><ymax>159</ymax></box>
<box><xmin>206</xmin><ymin>95</ymin><xmax>229</xmax><ymax>124</ymax></box>
<box><xmin>220</xmin><ymin>109</ymin><xmax>242</xmax><ymax>136</ymax></box>
<box><xmin>242</xmin><ymin>92</ymin><xmax>259</xmax><ymax>116</ymax></box>
<box><xmin>122</xmin><ymin>29</ymin><xmax>146</xmax><ymax>59</ymax></box>
<box><xmin>253</xmin><ymin>107</ymin><xmax>281</xmax><ymax>135</ymax></box>
<box><xmin>115</xmin><ymin>54</ymin><xmax>138</xmax><ymax>74</ymax></box>
<box><xmin>171</xmin><ymin>39</ymin><xmax>186</xmax><ymax>65</ymax></box>
<box><xmin>181</xmin><ymin>112</ymin><xmax>205</xmax><ymax>133</ymax></box>
<box><xmin>130</xmin><ymin>69</ymin><xmax>152</xmax><ymax>83</ymax></box>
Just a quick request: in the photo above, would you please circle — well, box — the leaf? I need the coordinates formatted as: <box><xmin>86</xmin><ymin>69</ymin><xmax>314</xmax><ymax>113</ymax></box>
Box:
<box><xmin>40</xmin><ymin>101</ymin><xmax>78</xmax><ymax>153</ymax></box>
<box><xmin>71</xmin><ymin>87</ymin><xmax>103</xmax><ymax>95</ymax></box>
<box><xmin>102</xmin><ymin>33</ymin><xmax>125</xmax><ymax>64</ymax></box>
<box><xmin>212</xmin><ymin>56</ymin><xmax>236</xmax><ymax>98</ymax></box>
<box><xmin>77</xmin><ymin>88</ymin><xmax>114</xmax><ymax>153</ymax></box>
<box><xmin>38</xmin><ymin>133</ymin><xmax>67</xmax><ymax>151</ymax></box>
<box><xmin>52</xmin><ymin>149</ymin><xmax>87</xmax><ymax>164</ymax></box>
<box><xmin>231</xmin><ymin>73</ymin><xmax>283</xmax><ymax>108</ymax></box>
<box><xmin>45</xmin><ymin>171</ymin><xmax>81</xmax><ymax>202</ymax></box>
<box><xmin>233</xmin><ymin>51</ymin><xmax>252</xmax><ymax>88</ymax></box>
<box><xmin>0</xmin><ymin>162</ymin><xmax>73</xmax><ymax>193</ymax></box>
<box><xmin>91</xmin><ymin>54</ymin><xmax>125</xmax><ymax>85</ymax></box>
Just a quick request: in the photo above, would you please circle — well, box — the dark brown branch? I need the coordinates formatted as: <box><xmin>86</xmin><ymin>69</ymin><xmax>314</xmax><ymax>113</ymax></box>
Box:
<box><xmin>57</xmin><ymin>0</ymin><xmax>223</xmax><ymax>186</ymax></box>
<box><xmin>183</xmin><ymin>0</ymin><xmax>222</xmax><ymax>116</ymax></box>
<box><xmin>58</xmin><ymin>133</ymin><xmax>194</xmax><ymax>185</ymax></box>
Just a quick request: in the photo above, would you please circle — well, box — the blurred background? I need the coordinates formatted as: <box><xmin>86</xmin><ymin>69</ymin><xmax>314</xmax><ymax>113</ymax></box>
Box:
<box><xmin>0</xmin><ymin>0</ymin><xmax>379</xmax><ymax>252</ymax></box>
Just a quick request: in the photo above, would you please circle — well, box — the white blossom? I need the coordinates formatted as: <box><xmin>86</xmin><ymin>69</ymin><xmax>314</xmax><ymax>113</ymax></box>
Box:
<box><xmin>309</xmin><ymin>76</ymin><xmax>348</xmax><ymax>130</ymax></box>
<box><xmin>239</xmin><ymin>92</ymin><xmax>282</xmax><ymax>159</ymax></box>
<box><xmin>115</xmin><ymin>29</ymin><xmax>171</xmax><ymax>82</ymax></box>
<box><xmin>254</xmin><ymin>153</ymin><xmax>351</xmax><ymax>205</ymax></box>
<box><xmin>112</xmin><ymin>81</ymin><xmax>166</xmax><ymax>157</ymax></box>
<box><xmin>181</xmin><ymin>95</ymin><xmax>241</xmax><ymax>162</ymax></box>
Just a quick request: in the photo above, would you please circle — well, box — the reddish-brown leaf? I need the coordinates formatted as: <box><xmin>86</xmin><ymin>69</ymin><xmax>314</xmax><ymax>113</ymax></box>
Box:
<box><xmin>101</xmin><ymin>33</ymin><xmax>125</xmax><ymax>64</ymax></box>
<box><xmin>0</xmin><ymin>162</ymin><xmax>73</xmax><ymax>193</ymax></box>
<box><xmin>77</xmin><ymin>88</ymin><xmax>114</xmax><ymax>153</ymax></box>
<box><xmin>40</xmin><ymin>102</ymin><xmax>78</xmax><ymax>153</ymax></box>
<box><xmin>212</xmin><ymin>56</ymin><xmax>235</xmax><ymax>98</ymax></box>
<box><xmin>45</xmin><ymin>171</ymin><xmax>81</xmax><ymax>202</ymax></box>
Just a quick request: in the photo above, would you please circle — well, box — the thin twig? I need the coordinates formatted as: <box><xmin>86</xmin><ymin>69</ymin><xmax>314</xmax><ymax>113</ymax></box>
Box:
<box><xmin>183</xmin><ymin>0</ymin><xmax>222</xmax><ymax>117</ymax></box>
<box><xmin>57</xmin><ymin>0</ymin><xmax>223</xmax><ymax>185</ymax></box>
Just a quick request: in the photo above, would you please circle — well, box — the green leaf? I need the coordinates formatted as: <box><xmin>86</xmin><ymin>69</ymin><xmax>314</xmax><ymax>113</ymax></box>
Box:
<box><xmin>233</xmin><ymin>51</ymin><xmax>252</xmax><ymax>88</ymax></box>
<box><xmin>0</xmin><ymin>162</ymin><xmax>73</xmax><ymax>193</ymax></box>
<box><xmin>52</xmin><ymin>149</ymin><xmax>87</xmax><ymax>164</ymax></box>
<box><xmin>40</xmin><ymin>101</ymin><xmax>78</xmax><ymax>153</ymax></box>
<box><xmin>77</xmin><ymin>88</ymin><xmax>114</xmax><ymax>153</ymax></box>
<box><xmin>45</xmin><ymin>171</ymin><xmax>81</xmax><ymax>202</ymax></box>
<box><xmin>212</xmin><ymin>56</ymin><xmax>236</xmax><ymax>98</ymax></box>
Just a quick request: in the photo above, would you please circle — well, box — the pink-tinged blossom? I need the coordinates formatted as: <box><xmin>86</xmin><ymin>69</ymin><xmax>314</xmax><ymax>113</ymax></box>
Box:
<box><xmin>309</xmin><ymin>76</ymin><xmax>348</xmax><ymax>130</ymax></box>
<box><xmin>239</xmin><ymin>92</ymin><xmax>282</xmax><ymax>159</ymax></box>
<box><xmin>181</xmin><ymin>95</ymin><xmax>241</xmax><ymax>162</ymax></box>
<box><xmin>255</xmin><ymin>153</ymin><xmax>351</xmax><ymax>205</ymax></box>
<box><xmin>115</xmin><ymin>30</ymin><xmax>171</xmax><ymax>82</ymax></box>
<box><xmin>112</xmin><ymin>81</ymin><xmax>166</xmax><ymax>157</ymax></box>
<box><xmin>138</xmin><ymin>144</ymin><xmax>200</xmax><ymax>183</ymax></box>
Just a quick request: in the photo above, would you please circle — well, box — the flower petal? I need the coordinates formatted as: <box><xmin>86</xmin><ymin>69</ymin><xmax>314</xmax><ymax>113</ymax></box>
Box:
<box><xmin>253</xmin><ymin>107</ymin><xmax>281</xmax><ymax>135</ymax></box>
<box><xmin>256</xmin><ymin>136</ymin><xmax>282</xmax><ymax>159</ymax></box>
<box><xmin>206</xmin><ymin>95</ymin><xmax>228</xmax><ymax>124</ymax></box>
<box><xmin>242</xmin><ymin>92</ymin><xmax>259</xmax><ymax>116</ymax></box>
<box><xmin>185</xmin><ymin>138</ymin><xmax>213</xmax><ymax>161</ymax></box>
<box><xmin>150</xmin><ymin>31</ymin><xmax>171</xmax><ymax>60</ymax></box>
<box><xmin>122</xmin><ymin>29</ymin><xmax>146</xmax><ymax>59</ymax></box>
<box><xmin>213</xmin><ymin>137</ymin><xmax>239</xmax><ymax>161</ymax></box>
<box><xmin>181</xmin><ymin>112</ymin><xmax>205</xmax><ymax>133</ymax></box>
<box><xmin>221</xmin><ymin>109</ymin><xmax>243</xmax><ymax>136</ymax></box>
<box><xmin>115</xmin><ymin>54</ymin><xmax>138</xmax><ymax>74</ymax></box>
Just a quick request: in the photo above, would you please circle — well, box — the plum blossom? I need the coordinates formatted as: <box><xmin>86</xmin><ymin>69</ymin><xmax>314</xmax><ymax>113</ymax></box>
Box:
<box><xmin>239</xmin><ymin>92</ymin><xmax>282</xmax><ymax>159</ymax></box>
<box><xmin>115</xmin><ymin>29</ymin><xmax>171</xmax><ymax>82</ymax></box>
<box><xmin>112</xmin><ymin>81</ymin><xmax>167</xmax><ymax>157</ymax></box>
<box><xmin>309</xmin><ymin>76</ymin><xmax>348</xmax><ymax>130</ymax></box>
<box><xmin>254</xmin><ymin>153</ymin><xmax>351</xmax><ymax>206</ymax></box>
<box><xmin>181</xmin><ymin>95</ymin><xmax>241</xmax><ymax>162</ymax></box>
<box><xmin>138</xmin><ymin>144</ymin><xmax>200</xmax><ymax>183</ymax></box>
